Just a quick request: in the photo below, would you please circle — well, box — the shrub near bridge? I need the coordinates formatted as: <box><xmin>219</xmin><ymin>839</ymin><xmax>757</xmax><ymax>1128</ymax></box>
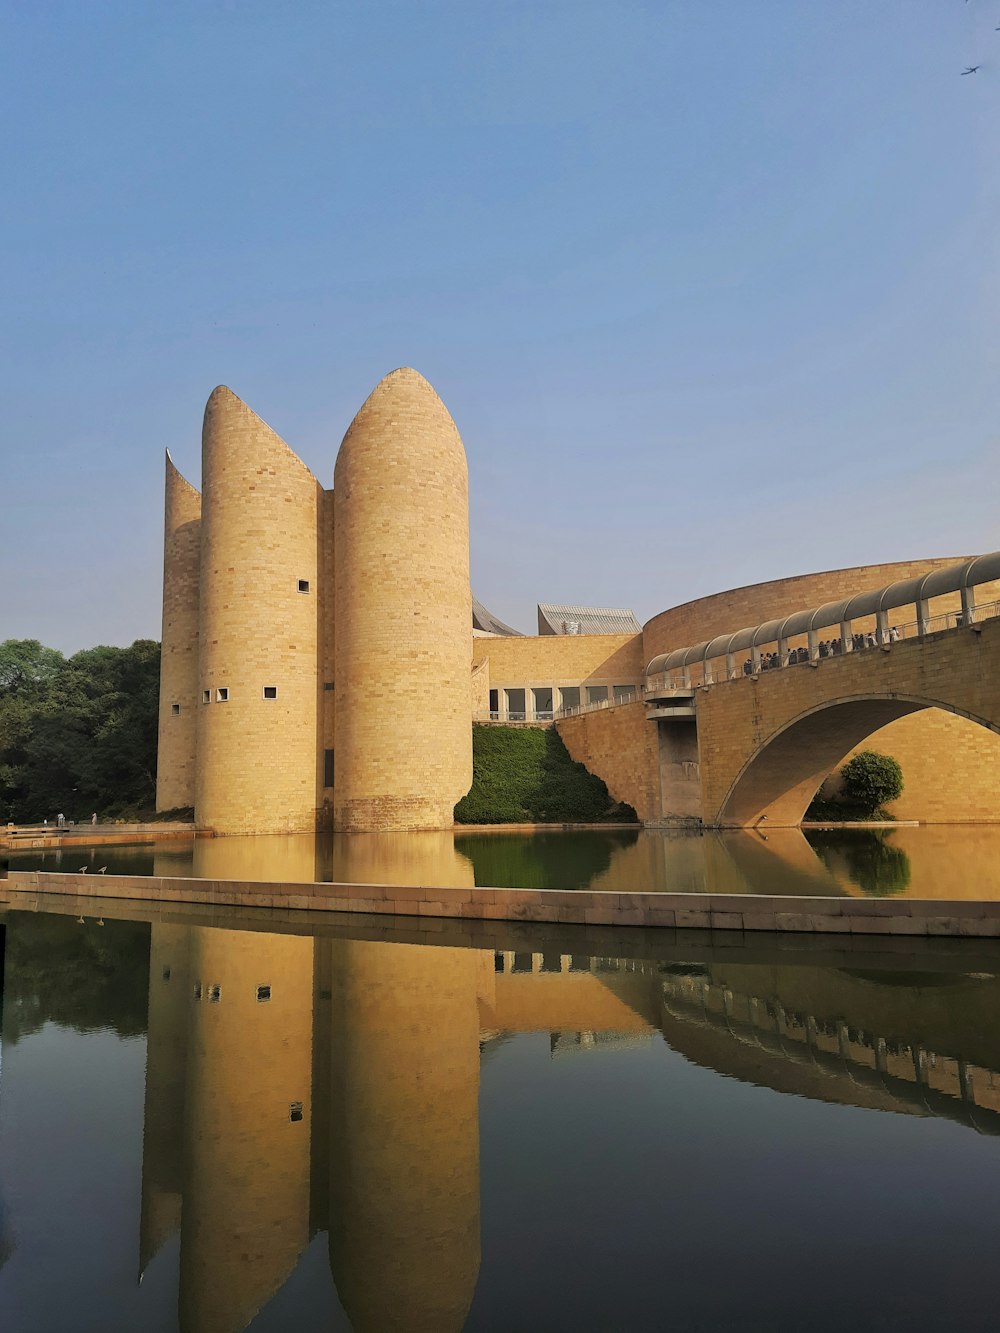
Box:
<box><xmin>839</xmin><ymin>750</ymin><xmax>904</xmax><ymax>816</ymax></box>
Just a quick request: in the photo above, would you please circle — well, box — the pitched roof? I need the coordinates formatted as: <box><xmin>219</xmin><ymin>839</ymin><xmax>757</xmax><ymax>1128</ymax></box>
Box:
<box><xmin>472</xmin><ymin>597</ymin><xmax>523</xmax><ymax>636</ymax></box>
<box><xmin>537</xmin><ymin>604</ymin><xmax>642</xmax><ymax>636</ymax></box>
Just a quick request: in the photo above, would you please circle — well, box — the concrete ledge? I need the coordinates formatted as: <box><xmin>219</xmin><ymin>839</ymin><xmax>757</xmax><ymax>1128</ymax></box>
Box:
<box><xmin>8</xmin><ymin>869</ymin><xmax>1000</xmax><ymax>939</ymax></box>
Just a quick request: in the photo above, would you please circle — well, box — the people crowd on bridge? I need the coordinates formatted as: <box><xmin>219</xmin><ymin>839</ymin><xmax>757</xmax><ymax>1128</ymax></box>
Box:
<box><xmin>741</xmin><ymin>626</ymin><xmax>902</xmax><ymax>675</ymax></box>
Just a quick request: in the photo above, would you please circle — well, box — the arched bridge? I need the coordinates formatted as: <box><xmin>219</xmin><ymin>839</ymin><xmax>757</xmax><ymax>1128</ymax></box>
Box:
<box><xmin>644</xmin><ymin>553</ymin><xmax>1000</xmax><ymax>828</ymax></box>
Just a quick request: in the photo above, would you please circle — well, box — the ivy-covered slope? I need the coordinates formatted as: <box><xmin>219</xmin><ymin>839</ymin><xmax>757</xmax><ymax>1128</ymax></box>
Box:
<box><xmin>454</xmin><ymin>725</ymin><xmax>637</xmax><ymax>824</ymax></box>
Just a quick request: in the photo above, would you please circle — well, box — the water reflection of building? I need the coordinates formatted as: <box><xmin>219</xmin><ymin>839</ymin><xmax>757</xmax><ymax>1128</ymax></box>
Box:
<box><xmin>138</xmin><ymin>926</ymin><xmax>661</xmax><ymax>1332</ymax></box>
<box><xmin>136</xmin><ymin>923</ymin><xmax>1000</xmax><ymax>1331</ymax></box>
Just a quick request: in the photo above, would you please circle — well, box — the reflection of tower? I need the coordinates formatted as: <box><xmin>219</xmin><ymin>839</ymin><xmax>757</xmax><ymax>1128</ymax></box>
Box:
<box><xmin>333</xmin><ymin>369</ymin><xmax>472</xmax><ymax>831</ymax></box>
<box><xmin>178</xmin><ymin>927</ymin><xmax>314</xmax><ymax>1333</ymax></box>
<box><xmin>196</xmin><ymin>387</ymin><xmax>322</xmax><ymax>835</ymax></box>
<box><xmin>156</xmin><ymin>453</ymin><xmax>201</xmax><ymax>811</ymax></box>
<box><xmin>191</xmin><ymin>831</ymin><xmax>319</xmax><ymax>884</ymax></box>
<box><xmin>139</xmin><ymin>924</ymin><xmax>192</xmax><ymax>1274</ymax></box>
<box><xmin>326</xmin><ymin>938</ymin><xmax>482</xmax><ymax>1332</ymax></box>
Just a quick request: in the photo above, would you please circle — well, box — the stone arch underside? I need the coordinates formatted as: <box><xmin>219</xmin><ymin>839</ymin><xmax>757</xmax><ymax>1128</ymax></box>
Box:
<box><xmin>716</xmin><ymin>695</ymin><xmax>1000</xmax><ymax>828</ymax></box>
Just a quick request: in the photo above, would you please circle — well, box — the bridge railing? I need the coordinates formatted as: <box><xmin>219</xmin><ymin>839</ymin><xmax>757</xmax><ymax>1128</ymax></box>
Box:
<box><xmin>647</xmin><ymin>593</ymin><xmax>1000</xmax><ymax>691</ymax></box>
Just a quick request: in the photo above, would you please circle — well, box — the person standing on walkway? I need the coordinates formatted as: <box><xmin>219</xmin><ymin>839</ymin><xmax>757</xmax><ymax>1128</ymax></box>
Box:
<box><xmin>91</xmin><ymin>812</ymin><xmax>97</xmax><ymax>826</ymax></box>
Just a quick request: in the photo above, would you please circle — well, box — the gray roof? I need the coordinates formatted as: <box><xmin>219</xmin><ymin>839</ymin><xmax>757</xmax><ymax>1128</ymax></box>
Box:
<box><xmin>538</xmin><ymin>604</ymin><xmax>642</xmax><ymax>636</ymax></box>
<box><xmin>472</xmin><ymin>597</ymin><xmax>523</xmax><ymax>636</ymax></box>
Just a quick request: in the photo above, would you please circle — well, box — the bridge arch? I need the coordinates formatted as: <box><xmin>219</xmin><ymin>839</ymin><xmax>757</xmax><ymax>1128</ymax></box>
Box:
<box><xmin>716</xmin><ymin>693</ymin><xmax>1000</xmax><ymax>827</ymax></box>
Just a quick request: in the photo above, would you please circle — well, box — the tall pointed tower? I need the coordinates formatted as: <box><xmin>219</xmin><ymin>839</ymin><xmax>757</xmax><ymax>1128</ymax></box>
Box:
<box><xmin>155</xmin><ymin>453</ymin><xmax>201</xmax><ymax>812</ymax></box>
<box><xmin>333</xmin><ymin>368</ymin><xmax>472</xmax><ymax>831</ymax></box>
<box><xmin>196</xmin><ymin>387</ymin><xmax>323</xmax><ymax>835</ymax></box>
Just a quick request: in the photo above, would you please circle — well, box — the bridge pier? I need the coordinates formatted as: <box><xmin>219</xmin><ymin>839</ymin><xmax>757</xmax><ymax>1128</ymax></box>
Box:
<box><xmin>655</xmin><ymin>719</ymin><xmax>703</xmax><ymax>825</ymax></box>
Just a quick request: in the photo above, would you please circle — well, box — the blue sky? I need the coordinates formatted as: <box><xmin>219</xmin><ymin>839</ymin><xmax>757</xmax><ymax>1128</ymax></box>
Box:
<box><xmin>2</xmin><ymin>1</ymin><xmax>998</xmax><ymax>653</ymax></box>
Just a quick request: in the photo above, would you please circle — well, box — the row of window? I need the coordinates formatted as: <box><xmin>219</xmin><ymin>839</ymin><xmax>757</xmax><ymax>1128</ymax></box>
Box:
<box><xmin>171</xmin><ymin>682</ymin><xmax>333</xmax><ymax>713</ymax></box>
<box><xmin>488</xmin><ymin>683</ymin><xmax>637</xmax><ymax>720</ymax></box>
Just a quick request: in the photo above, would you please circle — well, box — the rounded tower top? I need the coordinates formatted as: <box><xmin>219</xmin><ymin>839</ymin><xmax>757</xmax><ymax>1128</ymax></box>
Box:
<box><xmin>334</xmin><ymin>367</ymin><xmax>466</xmax><ymax>487</ymax></box>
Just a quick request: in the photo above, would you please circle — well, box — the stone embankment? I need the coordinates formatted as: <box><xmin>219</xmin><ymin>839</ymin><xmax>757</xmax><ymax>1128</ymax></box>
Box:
<box><xmin>0</xmin><ymin>823</ymin><xmax>194</xmax><ymax>851</ymax></box>
<box><xmin>5</xmin><ymin>868</ymin><xmax>1000</xmax><ymax>939</ymax></box>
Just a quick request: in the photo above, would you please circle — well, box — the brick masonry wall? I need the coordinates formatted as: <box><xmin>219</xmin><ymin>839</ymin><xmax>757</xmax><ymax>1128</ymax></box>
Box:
<box><xmin>472</xmin><ymin>632</ymin><xmax>644</xmax><ymax>696</ymax></box>
<box><xmin>333</xmin><ymin>369</ymin><xmax>472</xmax><ymax>831</ymax></box>
<box><xmin>644</xmin><ymin>559</ymin><xmax>1000</xmax><ymax>825</ymax></box>
<box><xmin>471</xmin><ymin>657</ymin><xmax>490</xmax><ymax>714</ymax></box>
<box><xmin>318</xmin><ymin>487</ymin><xmax>336</xmax><ymax>824</ymax></box>
<box><xmin>557</xmin><ymin>700</ymin><xmax>660</xmax><ymax>821</ymax></box>
<box><xmin>827</xmin><ymin>710</ymin><xmax>1000</xmax><ymax>822</ymax></box>
<box><xmin>196</xmin><ymin>387</ymin><xmax>322</xmax><ymax>835</ymax></box>
<box><xmin>642</xmin><ymin>556</ymin><xmax>987</xmax><ymax>658</ymax></box>
<box><xmin>696</xmin><ymin>618</ymin><xmax>1000</xmax><ymax>825</ymax></box>
<box><xmin>156</xmin><ymin>454</ymin><xmax>201</xmax><ymax>812</ymax></box>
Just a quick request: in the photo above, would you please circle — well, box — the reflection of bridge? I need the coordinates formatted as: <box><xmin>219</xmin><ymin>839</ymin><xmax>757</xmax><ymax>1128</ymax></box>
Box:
<box><xmin>660</xmin><ymin>972</ymin><xmax>1000</xmax><ymax>1135</ymax></box>
<box><xmin>635</xmin><ymin>553</ymin><xmax>1000</xmax><ymax>828</ymax></box>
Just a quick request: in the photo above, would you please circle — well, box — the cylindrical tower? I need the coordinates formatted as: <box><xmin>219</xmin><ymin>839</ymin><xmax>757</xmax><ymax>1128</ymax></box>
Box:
<box><xmin>196</xmin><ymin>386</ymin><xmax>322</xmax><ymax>834</ymax></box>
<box><xmin>333</xmin><ymin>368</ymin><xmax>472</xmax><ymax>831</ymax></box>
<box><xmin>156</xmin><ymin>453</ymin><xmax>201</xmax><ymax>812</ymax></box>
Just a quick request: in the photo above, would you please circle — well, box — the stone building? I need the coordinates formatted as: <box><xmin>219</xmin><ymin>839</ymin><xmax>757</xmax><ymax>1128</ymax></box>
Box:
<box><xmin>157</xmin><ymin>369</ymin><xmax>1000</xmax><ymax>833</ymax></box>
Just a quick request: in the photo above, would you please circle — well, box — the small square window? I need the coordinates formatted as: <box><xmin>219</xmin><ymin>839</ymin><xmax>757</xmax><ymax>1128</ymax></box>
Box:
<box><xmin>289</xmin><ymin>1101</ymin><xmax>304</xmax><ymax>1123</ymax></box>
<box><xmin>263</xmin><ymin>686</ymin><xmax>278</xmax><ymax>700</ymax></box>
<box><xmin>208</xmin><ymin>984</ymin><xmax>221</xmax><ymax>1002</ymax></box>
<box><xmin>323</xmin><ymin>682</ymin><xmax>334</xmax><ymax>691</ymax></box>
<box><xmin>297</xmin><ymin>579</ymin><xmax>310</xmax><ymax>593</ymax></box>
<box><xmin>256</xmin><ymin>984</ymin><xmax>271</xmax><ymax>1002</ymax></box>
<box><xmin>171</xmin><ymin>703</ymin><xmax>180</xmax><ymax>715</ymax></box>
<box><xmin>202</xmin><ymin>690</ymin><xmax>211</xmax><ymax>704</ymax></box>
<box><xmin>216</xmin><ymin>688</ymin><xmax>229</xmax><ymax>702</ymax></box>
<box><xmin>193</xmin><ymin>982</ymin><xmax>202</xmax><ymax>1000</ymax></box>
<box><xmin>162</xmin><ymin>966</ymin><xmax>171</xmax><ymax>981</ymax></box>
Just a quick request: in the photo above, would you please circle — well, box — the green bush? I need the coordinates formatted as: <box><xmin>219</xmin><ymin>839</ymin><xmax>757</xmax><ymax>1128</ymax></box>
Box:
<box><xmin>454</xmin><ymin>725</ymin><xmax>637</xmax><ymax>824</ymax></box>
<box><xmin>839</xmin><ymin>750</ymin><xmax>904</xmax><ymax>815</ymax></box>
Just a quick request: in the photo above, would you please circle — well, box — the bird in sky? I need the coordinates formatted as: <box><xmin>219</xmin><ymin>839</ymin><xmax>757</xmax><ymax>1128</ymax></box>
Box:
<box><xmin>961</xmin><ymin>65</ymin><xmax>981</xmax><ymax>74</ymax></box>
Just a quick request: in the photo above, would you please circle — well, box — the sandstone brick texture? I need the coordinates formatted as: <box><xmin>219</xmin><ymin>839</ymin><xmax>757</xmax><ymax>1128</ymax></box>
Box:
<box><xmin>697</xmin><ymin>617</ymin><xmax>1000</xmax><ymax>825</ymax></box>
<box><xmin>642</xmin><ymin>557</ymin><xmax>997</xmax><ymax>659</ymax></box>
<box><xmin>557</xmin><ymin>700</ymin><xmax>659</xmax><ymax>821</ymax></box>
<box><xmin>196</xmin><ymin>387</ymin><xmax>322</xmax><ymax>835</ymax></box>
<box><xmin>472</xmin><ymin>632</ymin><xmax>644</xmax><ymax>704</ymax></box>
<box><xmin>333</xmin><ymin>369</ymin><xmax>472</xmax><ymax>831</ymax></box>
<box><xmin>156</xmin><ymin>454</ymin><xmax>201</xmax><ymax>811</ymax></box>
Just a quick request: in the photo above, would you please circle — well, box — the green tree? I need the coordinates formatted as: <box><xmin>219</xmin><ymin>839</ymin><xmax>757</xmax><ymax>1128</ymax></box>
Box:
<box><xmin>839</xmin><ymin>750</ymin><xmax>904</xmax><ymax>815</ymax></box>
<box><xmin>0</xmin><ymin>638</ymin><xmax>160</xmax><ymax>822</ymax></box>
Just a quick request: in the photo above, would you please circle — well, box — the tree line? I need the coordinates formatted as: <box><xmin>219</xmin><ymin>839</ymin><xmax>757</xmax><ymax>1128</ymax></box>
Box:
<box><xmin>0</xmin><ymin>638</ymin><xmax>160</xmax><ymax>824</ymax></box>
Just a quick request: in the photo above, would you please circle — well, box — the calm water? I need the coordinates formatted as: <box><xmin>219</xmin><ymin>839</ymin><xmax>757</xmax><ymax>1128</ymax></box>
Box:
<box><xmin>3</xmin><ymin>908</ymin><xmax>1000</xmax><ymax>1330</ymax></box>
<box><xmin>11</xmin><ymin>824</ymin><xmax>1000</xmax><ymax>900</ymax></box>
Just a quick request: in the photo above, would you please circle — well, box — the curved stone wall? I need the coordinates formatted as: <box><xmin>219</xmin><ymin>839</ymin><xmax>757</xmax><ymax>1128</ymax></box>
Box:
<box><xmin>333</xmin><ymin>369</ymin><xmax>472</xmax><ymax>831</ymax></box>
<box><xmin>639</xmin><ymin>557</ymin><xmax>1000</xmax><ymax>824</ymax></box>
<box><xmin>196</xmin><ymin>387</ymin><xmax>322</xmax><ymax>834</ymax></box>
<box><xmin>156</xmin><ymin>453</ymin><xmax>201</xmax><ymax>812</ymax></box>
<box><xmin>642</xmin><ymin>556</ymin><xmax>971</xmax><ymax>660</ymax></box>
